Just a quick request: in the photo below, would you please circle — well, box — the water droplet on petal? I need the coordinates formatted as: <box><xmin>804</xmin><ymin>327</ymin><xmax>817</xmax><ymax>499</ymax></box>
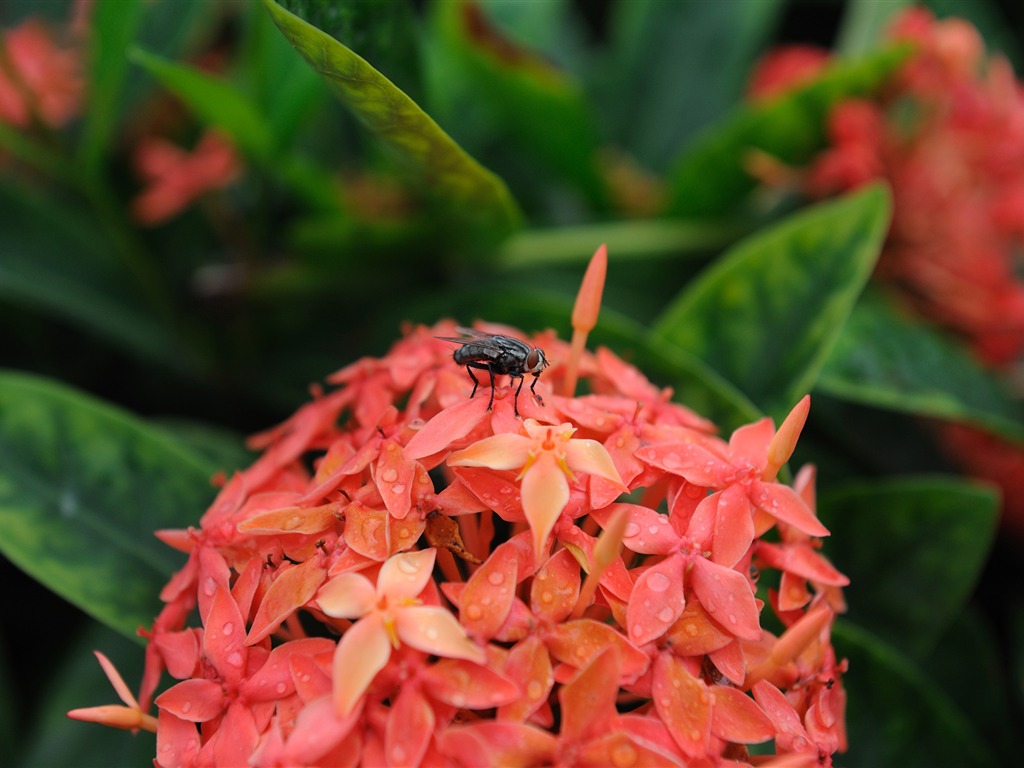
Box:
<box><xmin>689</xmin><ymin>728</ymin><xmax>702</xmax><ymax>743</ymax></box>
<box><xmin>611</xmin><ymin>742</ymin><xmax>637</xmax><ymax>767</ymax></box>
<box><xmin>487</xmin><ymin>571</ymin><xmax>505</xmax><ymax>586</ymax></box>
<box><xmin>684</xmin><ymin>622</ymin><xmax>698</xmax><ymax>637</ymax></box>
<box><xmin>465</xmin><ymin>605</ymin><xmax>483</xmax><ymax>620</ymax></box>
<box><xmin>540</xmin><ymin>591</ymin><xmax>553</xmax><ymax>604</ymax></box>
<box><xmin>391</xmin><ymin>483</ymin><xmax>406</xmax><ymax>495</ymax></box>
<box><xmin>181</xmin><ymin>701</ymin><xmax>192</xmax><ymax>713</ymax></box>
<box><xmin>380</xmin><ymin>468</ymin><xmax>399</xmax><ymax>483</ymax></box>
<box><xmin>451</xmin><ymin>693</ymin><xmax>466</xmax><ymax>707</ymax></box>
<box><xmin>527</xmin><ymin>680</ymin><xmax>544</xmax><ymax>699</ymax></box>
<box><xmin>646</xmin><ymin>572</ymin><xmax>671</xmax><ymax>593</ymax></box>
<box><xmin>227</xmin><ymin>651</ymin><xmax>244</xmax><ymax>667</ymax></box>
<box><xmin>663</xmin><ymin>452</ymin><xmax>682</xmax><ymax>469</ymax></box>
<box><xmin>222</xmin><ymin>622</ymin><xmax>234</xmax><ymax>636</ymax></box>
<box><xmin>624</xmin><ymin>523</ymin><xmax>641</xmax><ymax>538</ymax></box>
<box><xmin>275</xmin><ymin>681</ymin><xmax>288</xmax><ymax>695</ymax></box>
<box><xmin>657</xmin><ymin>607</ymin><xmax>674</xmax><ymax>623</ymax></box>
<box><xmin>425</xmin><ymin>626</ymin><xmax>439</xmax><ymax>640</ymax></box>
<box><xmin>391</xmin><ymin>745</ymin><xmax>406</xmax><ymax>763</ymax></box>
<box><xmin>728</xmin><ymin>613</ymin><xmax>737</xmax><ymax>624</ymax></box>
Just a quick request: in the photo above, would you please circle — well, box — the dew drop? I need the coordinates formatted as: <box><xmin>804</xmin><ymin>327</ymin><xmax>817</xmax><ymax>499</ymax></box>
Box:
<box><xmin>657</xmin><ymin>607</ymin><xmax>674</xmax><ymax>623</ymax></box>
<box><xmin>391</xmin><ymin>483</ymin><xmax>406</xmax><ymax>495</ymax></box>
<box><xmin>299</xmin><ymin>673</ymin><xmax>311</xmax><ymax>683</ymax></box>
<box><xmin>275</xmin><ymin>681</ymin><xmax>288</xmax><ymax>695</ymax></box>
<box><xmin>487</xmin><ymin>571</ymin><xmax>505</xmax><ymax>586</ymax></box>
<box><xmin>688</xmin><ymin>728</ymin><xmax>702</xmax><ymax>743</ymax></box>
<box><xmin>466</xmin><ymin>605</ymin><xmax>483</xmax><ymax>620</ymax></box>
<box><xmin>391</xmin><ymin>745</ymin><xmax>407</xmax><ymax>763</ymax></box>
<box><xmin>481</xmin><ymin>596</ymin><xmax>492</xmax><ymax>607</ymax></box>
<box><xmin>202</xmin><ymin>578</ymin><xmax>216</xmax><ymax>597</ymax></box>
<box><xmin>540</xmin><ymin>591</ymin><xmax>554</xmax><ymax>604</ymax></box>
<box><xmin>705</xmin><ymin>601</ymin><xmax>717</xmax><ymax>613</ymax></box>
<box><xmin>648</xmin><ymin>525</ymin><xmax>660</xmax><ymax>535</ymax></box>
<box><xmin>527</xmin><ymin>680</ymin><xmax>544</xmax><ymax>699</ymax></box>
<box><xmin>624</xmin><ymin>523</ymin><xmax>641</xmax><ymax>538</ymax></box>
<box><xmin>397</xmin><ymin>556</ymin><xmax>419</xmax><ymax>574</ymax></box>
<box><xmin>611</xmin><ymin>742</ymin><xmax>636</xmax><ymax>767</ymax></box>
<box><xmin>646</xmin><ymin>572</ymin><xmax>670</xmax><ymax>593</ymax></box>
<box><xmin>684</xmin><ymin>623</ymin><xmax>698</xmax><ymax>637</ymax></box>
<box><xmin>662</xmin><ymin>452</ymin><xmax>682</xmax><ymax>469</ymax></box>
<box><xmin>227</xmin><ymin>651</ymin><xmax>244</xmax><ymax>667</ymax></box>
<box><xmin>285</xmin><ymin>515</ymin><xmax>302</xmax><ymax>530</ymax></box>
<box><xmin>451</xmin><ymin>693</ymin><xmax>467</xmax><ymax>707</ymax></box>
<box><xmin>500</xmin><ymin>486</ymin><xmax>513</xmax><ymax>495</ymax></box>
<box><xmin>728</xmin><ymin>613</ymin><xmax>737</xmax><ymax>625</ymax></box>
<box><xmin>222</xmin><ymin>622</ymin><xmax>234</xmax><ymax>636</ymax></box>
<box><xmin>181</xmin><ymin>701</ymin><xmax>192</xmax><ymax>713</ymax></box>
<box><xmin>380</xmin><ymin>468</ymin><xmax>399</xmax><ymax>483</ymax></box>
<box><xmin>425</xmin><ymin>626</ymin><xmax>439</xmax><ymax>640</ymax></box>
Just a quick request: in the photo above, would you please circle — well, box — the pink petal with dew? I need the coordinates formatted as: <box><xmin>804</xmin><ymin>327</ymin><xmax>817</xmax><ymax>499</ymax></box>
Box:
<box><xmin>751</xmin><ymin>680</ymin><xmax>815</xmax><ymax>754</ymax></box>
<box><xmin>578</xmin><ymin>731</ymin><xmax>687</xmax><ymax>768</ymax></box>
<box><xmin>757</xmin><ymin>541</ymin><xmax>849</xmax><ymax>586</ymax></box>
<box><xmin>750</xmin><ymin>480</ymin><xmax>830</xmax><ymax>536</ymax></box>
<box><xmin>385</xmin><ymin>685</ymin><xmax>434</xmax><ymax>768</ymax></box>
<box><xmin>637</xmin><ymin>442</ymin><xmax>736</xmax><ymax>488</ymax></box>
<box><xmin>375</xmin><ymin>440</ymin><xmax>417</xmax><ymax>520</ymax></box>
<box><xmin>652</xmin><ymin>653</ymin><xmax>712</xmax><ymax>758</ymax></box>
<box><xmin>498</xmin><ymin>635</ymin><xmax>553</xmax><ymax>722</ymax></box>
<box><xmin>241</xmin><ymin>638</ymin><xmax>335</xmax><ymax>702</ymax></box>
<box><xmin>710</xmin><ymin>684</ymin><xmax>774</xmax><ymax>743</ymax></box>
<box><xmin>202</xmin><ymin>586</ymin><xmax>247</xmax><ymax>685</ymax></box>
<box><xmin>155</xmin><ymin>679</ymin><xmax>225</xmax><ymax>723</ymax></box>
<box><xmin>403</xmin><ymin>395</ymin><xmax>489</xmax><ymax>460</ymax></box>
<box><xmin>155</xmin><ymin>709</ymin><xmax>202</xmax><ymax>767</ymax></box>
<box><xmin>594</xmin><ymin>503</ymin><xmax>678</xmax><ymax>555</ymax></box>
<box><xmin>246</xmin><ymin>557</ymin><xmax>327</xmax><ymax>644</ymax></box>
<box><xmin>395</xmin><ymin>605</ymin><xmax>486</xmax><ymax>663</ymax></box>
<box><xmin>93</xmin><ymin>651</ymin><xmax>139</xmax><ymax>709</ymax></box>
<box><xmin>545</xmin><ymin>619</ymin><xmax>649</xmax><ymax>681</ymax></box>
<box><xmin>281</xmin><ymin>695</ymin><xmax>361</xmax><ymax>767</ymax></box>
<box><xmin>448</xmin><ymin>432</ymin><xmax>532</xmax><ymax>471</ymax></box>
<box><xmin>211</xmin><ymin>701</ymin><xmax>260</xmax><ymax>768</ymax></box>
<box><xmin>378</xmin><ymin>548</ymin><xmax>436</xmax><ymax>601</ymax></box>
<box><xmin>530</xmin><ymin>548</ymin><xmax>580</xmax><ymax>624</ymax></box>
<box><xmin>627</xmin><ymin>554</ymin><xmax>686</xmax><ymax>647</ymax></box>
<box><xmin>712</xmin><ymin>483</ymin><xmax>755</xmax><ymax>567</ymax></box>
<box><xmin>565</xmin><ymin>438</ymin><xmax>628</xmax><ymax>489</ymax></box>
<box><xmin>520</xmin><ymin>453</ymin><xmax>570</xmax><ymax>559</ymax></box>
<box><xmin>316</xmin><ymin>571</ymin><xmax>377</xmax><ymax>619</ymax></box>
<box><xmin>690</xmin><ymin>556</ymin><xmax>761</xmax><ymax>641</ymax></box>
<box><xmin>461</xmin><ymin>543</ymin><xmax>519</xmax><ymax>640</ymax></box>
<box><xmin>420</xmin><ymin>658</ymin><xmax>520</xmax><ymax>709</ymax></box>
<box><xmin>332</xmin><ymin>613</ymin><xmax>391</xmax><ymax>716</ymax></box>
<box><xmin>708</xmin><ymin>639</ymin><xmax>747</xmax><ymax>685</ymax></box>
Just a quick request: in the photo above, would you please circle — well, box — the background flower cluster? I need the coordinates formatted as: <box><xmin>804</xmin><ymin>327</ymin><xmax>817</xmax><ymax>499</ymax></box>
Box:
<box><xmin>2</xmin><ymin>1</ymin><xmax>1023</xmax><ymax>766</ymax></box>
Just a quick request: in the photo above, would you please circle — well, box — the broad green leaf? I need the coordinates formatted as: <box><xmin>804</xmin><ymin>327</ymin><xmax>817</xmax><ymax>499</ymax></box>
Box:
<box><xmin>130</xmin><ymin>48</ymin><xmax>276</xmax><ymax>160</ymax></box>
<box><xmin>835</xmin><ymin>620</ymin><xmax>997</xmax><ymax>768</ymax></box>
<box><xmin>652</xmin><ymin>185</ymin><xmax>891</xmax><ymax>421</ymax></box>
<box><xmin>78</xmin><ymin>0</ymin><xmax>144</xmax><ymax>176</ymax></box>
<box><xmin>818</xmin><ymin>288</ymin><xmax>1024</xmax><ymax>441</ymax></box>
<box><xmin>19</xmin><ymin>622</ymin><xmax>153</xmax><ymax>768</ymax></box>
<box><xmin>0</xmin><ymin>372</ymin><xmax>219</xmax><ymax>641</ymax></box>
<box><xmin>819</xmin><ymin>477</ymin><xmax>998</xmax><ymax>660</ymax></box>
<box><xmin>665</xmin><ymin>43</ymin><xmax>911</xmax><ymax>218</ymax></box>
<box><xmin>428</xmin><ymin>1</ymin><xmax>607</xmax><ymax>208</ymax></box>
<box><xmin>597</xmin><ymin>0</ymin><xmax>784</xmax><ymax>172</ymax></box>
<box><xmin>262</xmin><ymin>0</ymin><xmax>521</xmax><ymax>233</ymax></box>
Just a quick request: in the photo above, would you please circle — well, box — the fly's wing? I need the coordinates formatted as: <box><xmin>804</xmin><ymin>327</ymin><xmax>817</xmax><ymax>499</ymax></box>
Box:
<box><xmin>435</xmin><ymin>328</ymin><xmax>508</xmax><ymax>348</ymax></box>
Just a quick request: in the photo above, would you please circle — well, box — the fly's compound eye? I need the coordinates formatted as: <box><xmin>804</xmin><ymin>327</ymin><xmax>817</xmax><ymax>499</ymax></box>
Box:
<box><xmin>526</xmin><ymin>349</ymin><xmax>546</xmax><ymax>372</ymax></box>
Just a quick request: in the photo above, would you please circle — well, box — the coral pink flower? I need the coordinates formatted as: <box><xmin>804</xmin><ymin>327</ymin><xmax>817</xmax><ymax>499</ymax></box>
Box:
<box><xmin>448</xmin><ymin>418</ymin><xmax>627</xmax><ymax>559</ymax></box>
<box><xmin>131</xmin><ymin>130</ymin><xmax>241</xmax><ymax>225</ymax></box>
<box><xmin>0</xmin><ymin>18</ymin><xmax>83</xmax><ymax>128</ymax></box>
<box><xmin>69</xmin><ymin>249</ymin><xmax>849</xmax><ymax>767</ymax></box>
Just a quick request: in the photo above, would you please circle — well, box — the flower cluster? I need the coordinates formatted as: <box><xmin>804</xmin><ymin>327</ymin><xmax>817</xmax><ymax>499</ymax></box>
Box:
<box><xmin>0</xmin><ymin>16</ymin><xmax>84</xmax><ymax>130</ymax></box>
<box><xmin>749</xmin><ymin>7</ymin><xmax>1024</xmax><ymax>365</ymax></box>
<box><xmin>70</xmin><ymin>277</ymin><xmax>849</xmax><ymax>767</ymax></box>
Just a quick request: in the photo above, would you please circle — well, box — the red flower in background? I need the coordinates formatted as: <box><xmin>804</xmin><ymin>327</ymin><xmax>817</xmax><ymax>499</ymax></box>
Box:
<box><xmin>749</xmin><ymin>7</ymin><xmax>1024</xmax><ymax>366</ymax></box>
<box><xmin>0</xmin><ymin>18</ymin><xmax>83</xmax><ymax>129</ymax></box>
<box><xmin>131</xmin><ymin>131</ymin><xmax>241</xmax><ymax>225</ymax></box>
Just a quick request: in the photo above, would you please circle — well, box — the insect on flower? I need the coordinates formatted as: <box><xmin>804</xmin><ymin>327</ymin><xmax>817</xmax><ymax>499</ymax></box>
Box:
<box><xmin>438</xmin><ymin>327</ymin><xmax>549</xmax><ymax>417</ymax></box>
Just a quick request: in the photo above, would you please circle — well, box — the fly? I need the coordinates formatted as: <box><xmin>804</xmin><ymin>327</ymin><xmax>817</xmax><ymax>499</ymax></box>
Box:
<box><xmin>437</xmin><ymin>327</ymin><xmax>549</xmax><ymax>417</ymax></box>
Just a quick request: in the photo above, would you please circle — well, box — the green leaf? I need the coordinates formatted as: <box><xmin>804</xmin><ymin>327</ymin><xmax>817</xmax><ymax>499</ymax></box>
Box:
<box><xmin>428</xmin><ymin>1</ymin><xmax>607</xmax><ymax>208</ymax></box>
<box><xmin>597</xmin><ymin>0</ymin><xmax>785</xmax><ymax>171</ymax></box>
<box><xmin>665</xmin><ymin>43</ymin><xmax>911</xmax><ymax>218</ymax></box>
<box><xmin>836</xmin><ymin>0</ymin><xmax>911</xmax><ymax>58</ymax></box>
<box><xmin>835</xmin><ymin>620</ymin><xmax>998</xmax><ymax>768</ymax></box>
<box><xmin>651</xmin><ymin>185</ymin><xmax>891</xmax><ymax>421</ymax></box>
<box><xmin>818</xmin><ymin>288</ymin><xmax>1024</xmax><ymax>441</ymax></box>
<box><xmin>18</xmin><ymin>622</ymin><xmax>154</xmax><ymax>768</ymax></box>
<box><xmin>261</xmin><ymin>0</ymin><xmax>521</xmax><ymax>233</ymax></box>
<box><xmin>130</xmin><ymin>48</ymin><xmax>276</xmax><ymax>160</ymax></box>
<box><xmin>0</xmin><ymin>372</ymin><xmax>219</xmax><ymax>641</ymax></box>
<box><xmin>78</xmin><ymin>0</ymin><xmax>144</xmax><ymax>176</ymax></box>
<box><xmin>819</xmin><ymin>476</ymin><xmax>998</xmax><ymax>659</ymax></box>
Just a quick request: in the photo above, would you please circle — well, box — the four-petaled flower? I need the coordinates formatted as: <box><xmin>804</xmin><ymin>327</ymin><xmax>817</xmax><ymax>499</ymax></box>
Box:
<box><xmin>316</xmin><ymin>548</ymin><xmax>485</xmax><ymax>716</ymax></box>
<box><xmin>448</xmin><ymin>418</ymin><xmax>628</xmax><ymax>559</ymax></box>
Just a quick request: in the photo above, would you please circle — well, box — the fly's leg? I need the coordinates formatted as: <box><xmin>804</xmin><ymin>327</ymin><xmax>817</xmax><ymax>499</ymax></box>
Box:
<box><xmin>512</xmin><ymin>376</ymin><xmax>528</xmax><ymax>417</ymax></box>
<box><xmin>487</xmin><ymin>365</ymin><xmax>497</xmax><ymax>411</ymax></box>
<box><xmin>465</xmin><ymin>366</ymin><xmax>480</xmax><ymax>399</ymax></box>
<box><xmin>530</xmin><ymin>373</ymin><xmax>544</xmax><ymax>406</ymax></box>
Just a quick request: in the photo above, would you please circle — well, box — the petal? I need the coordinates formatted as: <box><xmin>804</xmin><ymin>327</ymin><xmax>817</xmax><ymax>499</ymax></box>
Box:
<box><xmin>636</xmin><ymin>442</ymin><xmax>736</xmax><ymax>488</ymax></box>
<box><xmin>333</xmin><ymin>613</ymin><xmax>391</xmax><ymax>716</ymax></box>
<box><xmin>246</xmin><ymin>557</ymin><xmax>327</xmax><ymax>644</ymax></box>
<box><xmin>712</xmin><ymin>484</ymin><xmax>755</xmax><ymax>567</ymax></box>
<box><xmin>155</xmin><ymin>679</ymin><xmax>225</xmax><ymax>723</ymax></box>
<box><xmin>385</xmin><ymin>685</ymin><xmax>434</xmax><ymax>767</ymax></box>
<box><xmin>448</xmin><ymin>433</ymin><xmax>532</xmax><ymax>470</ymax></box>
<box><xmin>750</xmin><ymin>481</ymin><xmax>829</xmax><ymax>537</ymax></box>
<box><xmin>436</xmin><ymin>722</ymin><xmax>557</xmax><ymax>768</ymax></box>
<box><xmin>421</xmin><ymin>658</ymin><xmax>520</xmax><ymax>709</ymax></box>
<box><xmin>520</xmin><ymin>453</ymin><xmax>570</xmax><ymax>559</ymax></box>
<box><xmin>558</xmin><ymin>646</ymin><xmax>621</xmax><ymax>743</ymax></box>
<box><xmin>593</xmin><ymin>503</ymin><xmax>678</xmax><ymax>555</ymax></box>
<box><xmin>317</xmin><ymin>572</ymin><xmax>377</xmax><ymax>619</ymax></box>
<box><xmin>530</xmin><ymin>548</ymin><xmax>580</xmax><ymax>624</ymax></box>
<box><xmin>378</xmin><ymin>548</ymin><xmax>436</xmax><ymax>601</ymax></box>
<box><xmin>710</xmin><ymin>684</ymin><xmax>774</xmax><ymax>744</ymax></box>
<box><xmin>497</xmin><ymin>636</ymin><xmax>553</xmax><ymax>722</ymax></box>
<box><xmin>460</xmin><ymin>543</ymin><xmax>519</xmax><ymax>640</ymax></box>
<box><xmin>626</xmin><ymin>555</ymin><xmax>686</xmax><ymax>647</ymax></box>
<box><xmin>653</xmin><ymin>654</ymin><xmax>711</xmax><ymax>758</ymax></box>
<box><xmin>404</xmin><ymin>396</ymin><xmax>490</xmax><ymax>459</ymax></box>
<box><xmin>545</xmin><ymin>619</ymin><xmax>649</xmax><ymax>681</ymax></box>
<box><xmin>728</xmin><ymin>417</ymin><xmax>775</xmax><ymax>470</ymax></box>
<box><xmin>690</xmin><ymin>556</ymin><xmax>761</xmax><ymax>641</ymax></box>
<box><xmin>375</xmin><ymin>440</ymin><xmax>418</xmax><ymax>520</ymax></box>
<box><xmin>396</xmin><ymin>605</ymin><xmax>486</xmax><ymax>663</ymax></box>
<box><xmin>203</xmin><ymin>586</ymin><xmax>247</xmax><ymax>685</ymax></box>
<box><xmin>565</xmin><ymin>438</ymin><xmax>628</xmax><ymax>490</ymax></box>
